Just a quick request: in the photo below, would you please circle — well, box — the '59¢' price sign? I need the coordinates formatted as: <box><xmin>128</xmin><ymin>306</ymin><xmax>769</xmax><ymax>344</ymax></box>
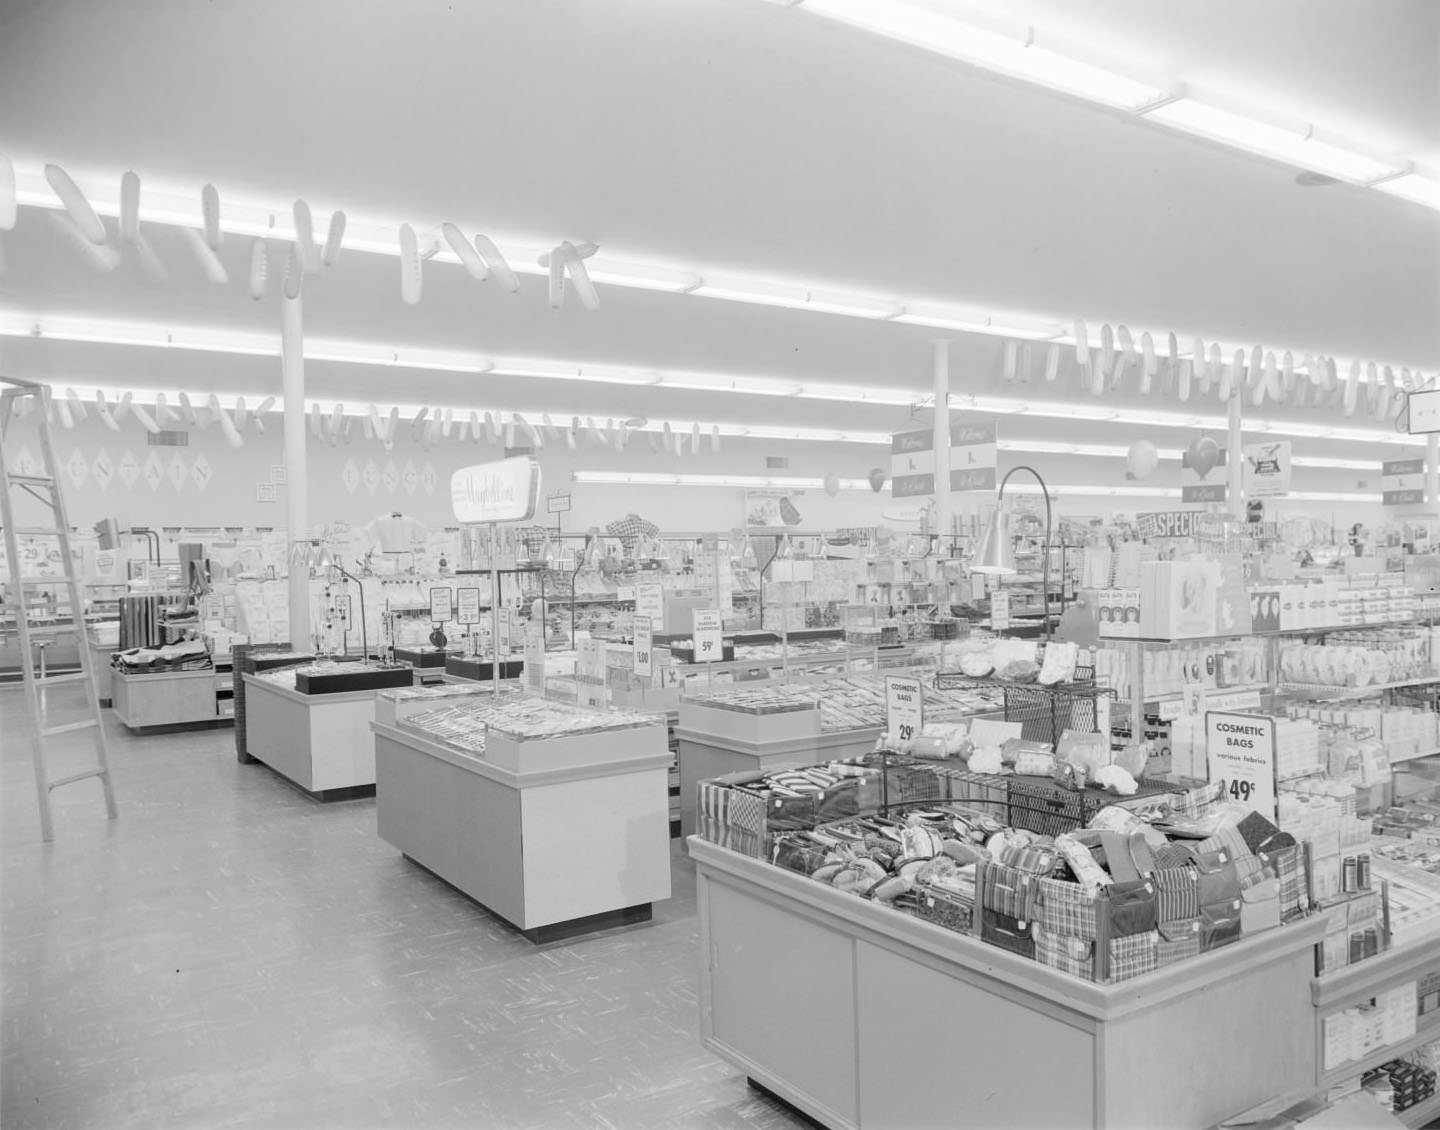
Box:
<box><xmin>692</xmin><ymin>609</ymin><xmax>723</xmax><ymax>662</ymax></box>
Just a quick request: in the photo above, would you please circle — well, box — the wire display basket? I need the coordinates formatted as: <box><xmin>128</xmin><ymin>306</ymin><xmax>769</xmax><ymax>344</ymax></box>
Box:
<box><xmin>933</xmin><ymin>666</ymin><xmax>1116</xmax><ymax>749</ymax></box>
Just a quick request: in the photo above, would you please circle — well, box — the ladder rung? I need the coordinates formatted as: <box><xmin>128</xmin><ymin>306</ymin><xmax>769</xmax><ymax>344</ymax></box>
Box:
<box><xmin>35</xmin><ymin>672</ymin><xmax>90</xmax><ymax>687</ymax></box>
<box><xmin>40</xmin><ymin>719</ymin><xmax>98</xmax><ymax>737</ymax></box>
<box><xmin>6</xmin><ymin>474</ymin><xmax>56</xmax><ymax>487</ymax></box>
<box><xmin>47</xmin><ymin>768</ymin><xmax>106</xmax><ymax>791</ymax></box>
<box><xmin>10</xmin><ymin>527</ymin><xmax>67</xmax><ymax>536</ymax></box>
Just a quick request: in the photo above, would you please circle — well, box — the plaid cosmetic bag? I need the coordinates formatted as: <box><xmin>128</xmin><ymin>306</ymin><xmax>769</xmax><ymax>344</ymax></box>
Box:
<box><xmin>1193</xmin><ymin>849</ymin><xmax>1242</xmax><ymax>909</ymax></box>
<box><xmin>1106</xmin><ymin>930</ymin><xmax>1159</xmax><ymax>983</ymax></box>
<box><xmin>1151</xmin><ymin>865</ymin><xmax>1200</xmax><ymax>922</ymax></box>
<box><xmin>1152</xmin><ymin>841</ymin><xmax>1197</xmax><ymax>870</ymax></box>
<box><xmin>1104</xmin><ymin>879</ymin><xmax>1158</xmax><ymax>938</ymax></box>
<box><xmin>1234</xmin><ymin>853</ymin><xmax>1266</xmax><ymax>889</ymax></box>
<box><xmin>980</xmin><ymin>863</ymin><xmax>1039</xmax><ymax>921</ymax></box>
<box><xmin>1035</xmin><ymin>876</ymin><xmax>1100</xmax><ymax>939</ymax></box>
<box><xmin>1156</xmin><ymin>918</ymin><xmax>1202</xmax><ymax>967</ymax></box>
<box><xmin>1034</xmin><ymin>926</ymin><xmax>1095</xmax><ymax>982</ymax></box>
<box><xmin>997</xmin><ymin>841</ymin><xmax>1061</xmax><ymax>877</ymax></box>
<box><xmin>1200</xmin><ymin>898</ymin><xmax>1243</xmax><ymax>951</ymax></box>
<box><xmin>1196</xmin><ymin>825</ymin><xmax>1250</xmax><ymax>862</ymax></box>
<box><xmin>981</xmin><ymin>907</ymin><xmax>1035</xmax><ymax>959</ymax></box>
<box><xmin>1259</xmin><ymin>843</ymin><xmax>1307</xmax><ymax>918</ymax></box>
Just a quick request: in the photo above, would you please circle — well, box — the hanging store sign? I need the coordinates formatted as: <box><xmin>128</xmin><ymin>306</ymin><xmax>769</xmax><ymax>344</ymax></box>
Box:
<box><xmin>547</xmin><ymin>493</ymin><xmax>572</xmax><ymax>513</ymax></box>
<box><xmin>1135</xmin><ymin>511</ymin><xmax>1199</xmax><ymax>539</ymax></box>
<box><xmin>1383</xmin><ymin>458</ymin><xmax>1425</xmax><ymax>507</ymax></box>
<box><xmin>891</xmin><ymin>421</ymin><xmax>999</xmax><ymax>499</ymax></box>
<box><xmin>1407</xmin><ymin>389</ymin><xmax>1440</xmax><ymax>435</ymax></box>
<box><xmin>450</xmin><ymin>456</ymin><xmax>541</xmax><ymax>524</ymax></box>
<box><xmin>1242</xmin><ymin>441</ymin><xmax>1291</xmax><ymax>499</ymax></box>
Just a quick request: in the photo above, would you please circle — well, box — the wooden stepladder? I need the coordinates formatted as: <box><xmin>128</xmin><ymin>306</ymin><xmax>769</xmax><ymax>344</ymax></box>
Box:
<box><xmin>0</xmin><ymin>376</ymin><xmax>117</xmax><ymax>840</ymax></box>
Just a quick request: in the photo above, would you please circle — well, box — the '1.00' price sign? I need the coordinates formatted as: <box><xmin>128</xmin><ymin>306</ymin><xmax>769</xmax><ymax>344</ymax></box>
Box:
<box><xmin>633</xmin><ymin>615</ymin><xmax>653</xmax><ymax>678</ymax></box>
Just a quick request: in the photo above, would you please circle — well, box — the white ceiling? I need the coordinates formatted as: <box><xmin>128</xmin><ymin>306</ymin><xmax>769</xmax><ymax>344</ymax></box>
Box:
<box><xmin>0</xmin><ymin>0</ymin><xmax>1436</xmax><ymax>478</ymax></box>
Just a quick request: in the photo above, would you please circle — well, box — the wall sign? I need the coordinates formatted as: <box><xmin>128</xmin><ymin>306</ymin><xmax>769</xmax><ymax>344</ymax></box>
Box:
<box><xmin>884</xmin><ymin>675</ymin><xmax>924</xmax><ymax>746</ymax></box>
<box><xmin>1407</xmin><ymin>388</ymin><xmax>1440</xmax><ymax>435</ymax></box>
<box><xmin>450</xmin><ymin>455</ymin><xmax>542</xmax><ymax>523</ymax></box>
<box><xmin>1242</xmin><ymin>441</ymin><xmax>1291</xmax><ymax>499</ymax></box>
<box><xmin>429</xmin><ymin>586</ymin><xmax>453</xmax><ymax>622</ymax></box>
<box><xmin>692</xmin><ymin>608</ymin><xmax>723</xmax><ymax>662</ymax></box>
<box><xmin>633</xmin><ymin>614</ymin><xmax>654</xmax><ymax>678</ymax></box>
<box><xmin>890</xmin><ymin>421</ymin><xmax>999</xmax><ymax>499</ymax></box>
<box><xmin>1383</xmin><ymin>458</ymin><xmax>1425</xmax><ymax>508</ymax></box>
<box><xmin>1205</xmin><ymin>710</ymin><xmax>1277</xmax><ymax>820</ymax></box>
<box><xmin>456</xmin><ymin>588</ymin><xmax>482</xmax><ymax>625</ymax></box>
<box><xmin>547</xmin><ymin>493</ymin><xmax>572</xmax><ymax>513</ymax></box>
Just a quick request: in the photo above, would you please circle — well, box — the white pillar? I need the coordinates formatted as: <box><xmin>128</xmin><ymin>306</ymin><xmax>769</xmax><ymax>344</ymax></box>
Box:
<box><xmin>282</xmin><ymin>292</ymin><xmax>310</xmax><ymax>650</ymax></box>
<box><xmin>1428</xmin><ymin>434</ymin><xmax>1438</xmax><ymax>508</ymax></box>
<box><xmin>932</xmin><ymin>340</ymin><xmax>952</xmax><ymax>544</ymax></box>
<box><xmin>1227</xmin><ymin>383</ymin><xmax>1244</xmax><ymax>519</ymax></box>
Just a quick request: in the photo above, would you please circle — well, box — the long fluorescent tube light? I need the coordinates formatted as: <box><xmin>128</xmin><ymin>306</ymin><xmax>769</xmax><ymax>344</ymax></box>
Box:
<box><xmin>1374</xmin><ymin>173</ymin><xmax>1440</xmax><ymax>211</ymax></box>
<box><xmin>657</xmin><ymin>371</ymin><xmax>804</xmax><ymax>396</ymax></box>
<box><xmin>1002</xmin><ymin>484</ymin><xmax>1380</xmax><ymax>502</ymax></box>
<box><xmin>1142</xmin><ymin>99</ymin><xmax>1406</xmax><ymax>185</ymax></box>
<box><xmin>893</xmin><ymin>302</ymin><xmax>1063</xmax><ymax>340</ymax></box>
<box><xmin>572</xmin><ymin>471</ymin><xmax>875</xmax><ymax>490</ymax></box>
<box><xmin>996</xmin><ymin>439</ymin><xmax>1375</xmax><ymax>471</ymax></box>
<box><xmin>692</xmin><ymin>274</ymin><xmax>901</xmax><ymax>319</ymax></box>
<box><xmin>801</xmin><ymin>0</ymin><xmax>1171</xmax><ymax>111</ymax></box>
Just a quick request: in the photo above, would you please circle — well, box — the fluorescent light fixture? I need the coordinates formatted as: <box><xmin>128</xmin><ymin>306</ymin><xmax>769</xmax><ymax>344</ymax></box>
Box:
<box><xmin>1142</xmin><ymin>99</ymin><xmax>1406</xmax><ymax>184</ymax></box>
<box><xmin>306</xmin><ymin>339</ymin><xmax>490</xmax><ymax>373</ymax></box>
<box><xmin>797</xmin><ymin>382</ymin><xmax>918</xmax><ymax>405</ymax></box>
<box><xmin>893</xmin><ymin>301</ymin><xmax>1063</xmax><ymax>340</ymax></box>
<box><xmin>693</xmin><ymin>273</ymin><xmax>900</xmax><ymax>319</ymax></box>
<box><xmin>1001</xmin><ymin>483</ymin><xmax>1381</xmax><ymax>502</ymax></box>
<box><xmin>1374</xmin><ymin>173</ymin><xmax>1440</xmax><ymax>212</ymax></box>
<box><xmin>488</xmin><ymin>361</ymin><xmax>658</xmax><ymax>386</ymax></box>
<box><xmin>572</xmin><ymin>471</ymin><xmax>873</xmax><ymax>490</ymax></box>
<box><xmin>995</xmin><ymin>439</ymin><xmax>1375</xmax><ymax>471</ymax></box>
<box><xmin>583</xmin><ymin>257</ymin><xmax>701</xmax><ymax>292</ymax></box>
<box><xmin>0</xmin><ymin>311</ymin><xmax>278</xmax><ymax>356</ymax></box>
<box><xmin>801</xmin><ymin>0</ymin><xmax>1172</xmax><ymax>111</ymax></box>
<box><xmin>657</xmin><ymin>370</ymin><xmax>803</xmax><ymax>396</ymax></box>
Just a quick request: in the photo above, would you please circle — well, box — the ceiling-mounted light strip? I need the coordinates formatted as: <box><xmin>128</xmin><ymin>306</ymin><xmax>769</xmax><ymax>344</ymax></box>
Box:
<box><xmin>800</xmin><ymin>0</ymin><xmax>1171</xmax><ymax>111</ymax></box>
<box><xmin>572</xmin><ymin>471</ymin><xmax>874</xmax><ymax>490</ymax></box>
<box><xmin>892</xmin><ymin>301</ymin><xmax>1063</xmax><ymax>340</ymax></box>
<box><xmin>691</xmin><ymin>273</ymin><xmax>901</xmax><ymax>319</ymax></box>
<box><xmin>1374</xmin><ymin>172</ymin><xmax>1440</xmax><ymax>210</ymax></box>
<box><xmin>995</xmin><ymin>438</ymin><xmax>1376</xmax><ymax>471</ymax></box>
<box><xmin>1001</xmin><ymin>483</ymin><xmax>1381</xmax><ymax>502</ymax></box>
<box><xmin>1139</xmin><ymin>99</ymin><xmax>1407</xmax><ymax>185</ymax></box>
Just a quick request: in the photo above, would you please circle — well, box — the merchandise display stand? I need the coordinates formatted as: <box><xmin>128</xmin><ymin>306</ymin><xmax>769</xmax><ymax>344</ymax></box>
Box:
<box><xmin>111</xmin><ymin>666</ymin><xmax>229</xmax><ymax>732</ymax></box>
<box><xmin>241</xmin><ymin>673</ymin><xmax>378</xmax><ymax>799</ymax></box>
<box><xmin>692</xmin><ymin>836</ymin><xmax>1326</xmax><ymax>1130</ymax></box>
<box><xmin>372</xmin><ymin>717</ymin><xmax>672</xmax><ymax>943</ymax></box>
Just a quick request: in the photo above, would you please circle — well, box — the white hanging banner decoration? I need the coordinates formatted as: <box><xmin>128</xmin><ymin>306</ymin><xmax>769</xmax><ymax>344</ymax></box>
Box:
<box><xmin>248</xmin><ymin>237</ymin><xmax>267</xmax><ymax>300</ymax></box>
<box><xmin>321</xmin><ymin>210</ymin><xmax>346</xmax><ymax>267</ymax></box>
<box><xmin>119</xmin><ymin>171</ymin><xmax>141</xmax><ymax>243</ymax></box>
<box><xmin>443</xmin><ymin>222</ymin><xmax>488</xmax><ymax>279</ymax></box>
<box><xmin>283</xmin><ymin>241</ymin><xmax>302</xmax><ymax>300</ymax></box>
<box><xmin>253</xmin><ymin>396</ymin><xmax>275</xmax><ymax>433</ymax></box>
<box><xmin>560</xmin><ymin>240</ymin><xmax>599</xmax><ymax>310</ymax></box>
<box><xmin>473</xmin><ymin>234</ymin><xmax>519</xmax><ymax>293</ymax></box>
<box><xmin>94</xmin><ymin>391</ymin><xmax>119</xmax><ymax>431</ymax></box>
<box><xmin>398</xmin><ymin>223</ymin><xmax>422</xmax><ymax>304</ymax></box>
<box><xmin>547</xmin><ymin>244</ymin><xmax>565</xmax><ymax>308</ymax></box>
<box><xmin>65</xmin><ymin>447</ymin><xmax>89</xmax><ymax>490</ymax></box>
<box><xmin>293</xmin><ymin>199</ymin><xmax>320</xmax><ymax>273</ymax></box>
<box><xmin>45</xmin><ymin>163</ymin><xmax>105</xmax><ymax>243</ymax></box>
<box><xmin>141</xmin><ymin>449</ymin><xmax>165</xmax><ymax>492</ymax></box>
<box><xmin>49</xmin><ymin>211</ymin><xmax>120</xmax><ymax>271</ymax></box>
<box><xmin>65</xmin><ymin>388</ymin><xmax>87</xmax><ymax>421</ymax></box>
<box><xmin>341</xmin><ymin>458</ymin><xmax>361</xmax><ymax>495</ymax></box>
<box><xmin>0</xmin><ymin>152</ymin><xmax>16</xmax><ymax>231</ymax></box>
<box><xmin>201</xmin><ymin>184</ymin><xmax>222</xmax><ymax>249</ymax></box>
<box><xmin>182</xmin><ymin>227</ymin><xmax>227</xmax><ymax>283</ymax></box>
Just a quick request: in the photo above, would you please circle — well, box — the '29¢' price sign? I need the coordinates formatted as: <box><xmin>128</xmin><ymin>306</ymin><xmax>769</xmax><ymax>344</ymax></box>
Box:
<box><xmin>1204</xmin><ymin>711</ymin><xmax>1277</xmax><ymax>820</ymax></box>
<box><xmin>884</xmin><ymin>675</ymin><xmax>924</xmax><ymax>747</ymax></box>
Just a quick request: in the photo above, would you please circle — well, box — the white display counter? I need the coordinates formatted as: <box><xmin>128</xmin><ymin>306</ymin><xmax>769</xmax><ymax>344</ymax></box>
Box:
<box><xmin>242</xmin><ymin>674</ymin><xmax>377</xmax><ymax>799</ymax></box>
<box><xmin>692</xmin><ymin>836</ymin><xmax>1327</xmax><ymax>1130</ymax></box>
<box><xmin>373</xmin><ymin>717</ymin><xmax>672</xmax><ymax>943</ymax></box>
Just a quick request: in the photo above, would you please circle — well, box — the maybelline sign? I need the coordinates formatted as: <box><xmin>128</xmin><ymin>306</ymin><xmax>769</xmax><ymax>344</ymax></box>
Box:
<box><xmin>450</xmin><ymin>456</ymin><xmax>541</xmax><ymax>524</ymax></box>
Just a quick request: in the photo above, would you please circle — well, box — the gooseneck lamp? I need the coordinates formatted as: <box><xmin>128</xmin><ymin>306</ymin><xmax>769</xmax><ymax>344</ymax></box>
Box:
<box><xmin>971</xmin><ymin>465</ymin><xmax>1053</xmax><ymax>641</ymax></box>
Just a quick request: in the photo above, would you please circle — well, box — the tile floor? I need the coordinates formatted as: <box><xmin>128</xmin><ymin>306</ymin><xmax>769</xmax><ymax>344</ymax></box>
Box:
<box><xmin>0</xmin><ymin>689</ymin><xmax>813</xmax><ymax>1130</ymax></box>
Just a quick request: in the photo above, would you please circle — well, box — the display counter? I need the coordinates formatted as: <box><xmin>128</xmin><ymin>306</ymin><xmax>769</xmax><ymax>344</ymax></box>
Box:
<box><xmin>112</xmin><ymin>666</ymin><xmax>227</xmax><ymax>731</ymax></box>
<box><xmin>373</xmin><ymin>701</ymin><xmax>672</xmax><ymax>942</ymax></box>
<box><xmin>242</xmin><ymin>673</ymin><xmax>378</xmax><ymax>799</ymax></box>
<box><xmin>691</xmin><ymin>836</ymin><xmax>1326</xmax><ymax>1130</ymax></box>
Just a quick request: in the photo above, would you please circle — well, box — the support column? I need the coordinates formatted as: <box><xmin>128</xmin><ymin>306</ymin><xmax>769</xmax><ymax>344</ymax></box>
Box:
<box><xmin>1427</xmin><ymin>434</ymin><xmax>1438</xmax><ymax>508</ymax></box>
<box><xmin>1227</xmin><ymin>384</ymin><xmax>1244</xmax><ymax>520</ymax></box>
<box><xmin>282</xmin><ymin>292</ymin><xmax>310</xmax><ymax>650</ymax></box>
<box><xmin>932</xmin><ymin>339</ymin><xmax>952</xmax><ymax>544</ymax></box>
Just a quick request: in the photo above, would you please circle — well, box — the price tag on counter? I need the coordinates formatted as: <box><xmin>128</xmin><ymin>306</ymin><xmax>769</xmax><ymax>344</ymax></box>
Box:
<box><xmin>633</xmin><ymin>615</ymin><xmax>653</xmax><ymax>678</ymax></box>
<box><xmin>991</xmin><ymin>590</ymin><xmax>1011</xmax><ymax>630</ymax></box>
<box><xmin>523</xmin><ymin>620</ymin><xmax>545</xmax><ymax>692</ymax></box>
<box><xmin>636</xmin><ymin>583</ymin><xmax>664</xmax><ymax>628</ymax></box>
<box><xmin>456</xmin><ymin>588</ymin><xmax>482</xmax><ymax>625</ymax></box>
<box><xmin>884</xmin><ymin>675</ymin><xmax>924</xmax><ymax>746</ymax></box>
<box><xmin>429</xmin><ymin>586</ymin><xmax>453</xmax><ymax>623</ymax></box>
<box><xmin>498</xmin><ymin>608</ymin><xmax>513</xmax><ymax>653</ymax></box>
<box><xmin>1205</xmin><ymin>711</ymin><xmax>1277</xmax><ymax>820</ymax></box>
<box><xmin>693</xmin><ymin>609</ymin><xmax>723</xmax><ymax>662</ymax></box>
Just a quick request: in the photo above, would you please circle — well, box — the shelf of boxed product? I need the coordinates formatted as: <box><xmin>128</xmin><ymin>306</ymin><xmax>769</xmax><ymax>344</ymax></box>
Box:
<box><xmin>1278</xmin><ymin>673</ymin><xmax>1440</xmax><ymax>700</ymax></box>
<box><xmin>372</xmin><ymin>695</ymin><xmax>672</xmax><ymax>943</ymax></box>
<box><xmin>691</xmin><ymin>833</ymin><xmax>1325</xmax><ymax>1130</ymax></box>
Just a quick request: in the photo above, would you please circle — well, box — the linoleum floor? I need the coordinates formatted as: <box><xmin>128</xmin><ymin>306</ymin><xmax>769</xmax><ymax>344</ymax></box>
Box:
<box><xmin>0</xmin><ymin>689</ymin><xmax>812</xmax><ymax>1130</ymax></box>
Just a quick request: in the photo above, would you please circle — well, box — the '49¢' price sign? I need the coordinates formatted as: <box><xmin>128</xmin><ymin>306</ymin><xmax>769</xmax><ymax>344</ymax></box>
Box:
<box><xmin>1204</xmin><ymin>711</ymin><xmax>1277</xmax><ymax>821</ymax></box>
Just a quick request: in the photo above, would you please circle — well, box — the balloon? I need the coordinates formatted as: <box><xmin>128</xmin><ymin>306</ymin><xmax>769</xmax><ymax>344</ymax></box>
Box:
<box><xmin>868</xmin><ymin>468</ymin><xmax>886</xmax><ymax>493</ymax></box>
<box><xmin>823</xmin><ymin>472</ymin><xmax>840</xmax><ymax>497</ymax></box>
<box><xmin>1187</xmin><ymin>434</ymin><xmax>1220</xmax><ymax>480</ymax></box>
<box><xmin>1126</xmin><ymin>440</ymin><xmax>1159</xmax><ymax>481</ymax></box>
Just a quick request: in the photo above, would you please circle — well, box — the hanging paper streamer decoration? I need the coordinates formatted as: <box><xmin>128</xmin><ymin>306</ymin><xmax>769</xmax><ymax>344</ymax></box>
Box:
<box><xmin>483</xmin><ymin>411</ymin><xmax>497</xmax><ymax>444</ymax></box>
<box><xmin>119</xmin><ymin>171</ymin><xmax>141</xmax><ymax>244</ymax></box>
<box><xmin>1343</xmin><ymin>360</ymin><xmax>1360</xmax><ymax>416</ymax></box>
<box><xmin>711</xmin><ymin>425</ymin><xmax>721</xmax><ymax>454</ymax></box>
<box><xmin>212</xmin><ymin>398</ymin><xmax>242</xmax><ymax>448</ymax></box>
<box><xmin>248</xmin><ymin>238</ymin><xmax>267</xmax><ymax>300</ymax></box>
<box><xmin>252</xmin><ymin>396</ymin><xmax>275</xmax><ymax>434</ymax></box>
<box><xmin>1139</xmin><ymin>332</ymin><xmax>1156</xmax><ymax>394</ymax></box>
<box><xmin>398</xmin><ymin>223</ymin><xmax>422</xmax><ymax>304</ymax></box>
<box><xmin>49</xmin><ymin>211</ymin><xmax>120</xmax><ymax>271</ymax></box>
<box><xmin>1073</xmin><ymin>319</ymin><xmax>1088</xmax><ymax>367</ymax></box>
<box><xmin>547</xmin><ymin>245</ymin><xmax>565</xmax><ymax>308</ymax></box>
<box><xmin>54</xmin><ymin>396</ymin><xmax>73</xmax><ymax>429</ymax></box>
<box><xmin>441</xmin><ymin>222</ymin><xmax>485</xmax><ymax>279</ymax></box>
<box><xmin>1002</xmin><ymin>340</ymin><xmax>1018</xmax><ymax>382</ymax></box>
<box><xmin>201</xmin><ymin>184</ymin><xmax>221</xmax><ymax>249</ymax></box>
<box><xmin>560</xmin><ymin>241</ymin><xmax>599</xmax><ymax>310</ymax></box>
<box><xmin>1177</xmin><ymin>358</ymin><xmax>1192</xmax><ymax>401</ymax></box>
<box><xmin>1044</xmin><ymin>343</ymin><xmax>1060</xmax><ymax>382</ymax></box>
<box><xmin>1192</xmin><ymin>338</ymin><xmax>1207</xmax><ymax>392</ymax></box>
<box><xmin>329</xmin><ymin>404</ymin><xmax>344</xmax><ymax>446</ymax></box>
<box><xmin>182</xmin><ymin>228</ymin><xmax>227</xmax><ymax>283</ymax></box>
<box><xmin>46</xmin><ymin>164</ymin><xmax>106</xmax><ymax>243</ymax></box>
<box><xmin>112</xmin><ymin>392</ymin><xmax>134</xmax><ymax>423</ymax></box>
<box><xmin>386</xmin><ymin>407</ymin><xmax>399</xmax><ymax>451</ymax></box>
<box><xmin>441</xmin><ymin>407</ymin><xmax>453</xmax><ymax>439</ymax></box>
<box><xmin>130</xmin><ymin>400</ymin><xmax>160</xmax><ymax>435</ymax></box>
<box><xmin>1263</xmin><ymin>351</ymin><xmax>1280</xmax><ymax>401</ymax></box>
<box><xmin>691</xmin><ymin>422</ymin><xmax>701</xmax><ymax>457</ymax></box>
<box><xmin>178</xmin><ymin>392</ymin><xmax>198</xmax><ymax>427</ymax></box>
<box><xmin>94</xmin><ymin>392</ymin><xmax>119</xmax><ymax>431</ymax></box>
<box><xmin>321</xmin><ymin>211</ymin><xmax>345</xmax><ymax>267</ymax></box>
<box><xmin>1117</xmin><ymin>325</ymin><xmax>1135</xmax><ymax>366</ymax></box>
<box><xmin>65</xmin><ymin>389</ymin><xmax>87</xmax><ymax>422</ymax></box>
<box><xmin>233</xmin><ymin>397</ymin><xmax>248</xmax><ymax>431</ymax></box>
<box><xmin>132</xmin><ymin>235</ymin><xmax>169</xmax><ymax>284</ymax></box>
<box><xmin>823</xmin><ymin>472</ymin><xmax>840</xmax><ymax>497</ymax></box>
<box><xmin>473</xmin><ymin>234</ymin><xmax>519</xmax><ymax>293</ymax></box>
<box><xmin>0</xmin><ymin>153</ymin><xmax>15</xmax><ymax>231</ymax></box>
<box><xmin>309</xmin><ymin>403</ymin><xmax>323</xmax><ymax>438</ymax></box>
<box><xmin>409</xmin><ymin>406</ymin><xmax>429</xmax><ymax>442</ymax></box>
<box><xmin>292</xmin><ymin>199</ymin><xmax>320</xmax><ymax>274</ymax></box>
<box><xmin>868</xmin><ymin>468</ymin><xmax>886</xmax><ymax>493</ymax></box>
<box><xmin>1209</xmin><ymin>344</ymin><xmax>1223</xmax><ymax>398</ymax></box>
<box><xmin>662</xmin><ymin>422</ymin><xmax>674</xmax><ymax>454</ymax></box>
